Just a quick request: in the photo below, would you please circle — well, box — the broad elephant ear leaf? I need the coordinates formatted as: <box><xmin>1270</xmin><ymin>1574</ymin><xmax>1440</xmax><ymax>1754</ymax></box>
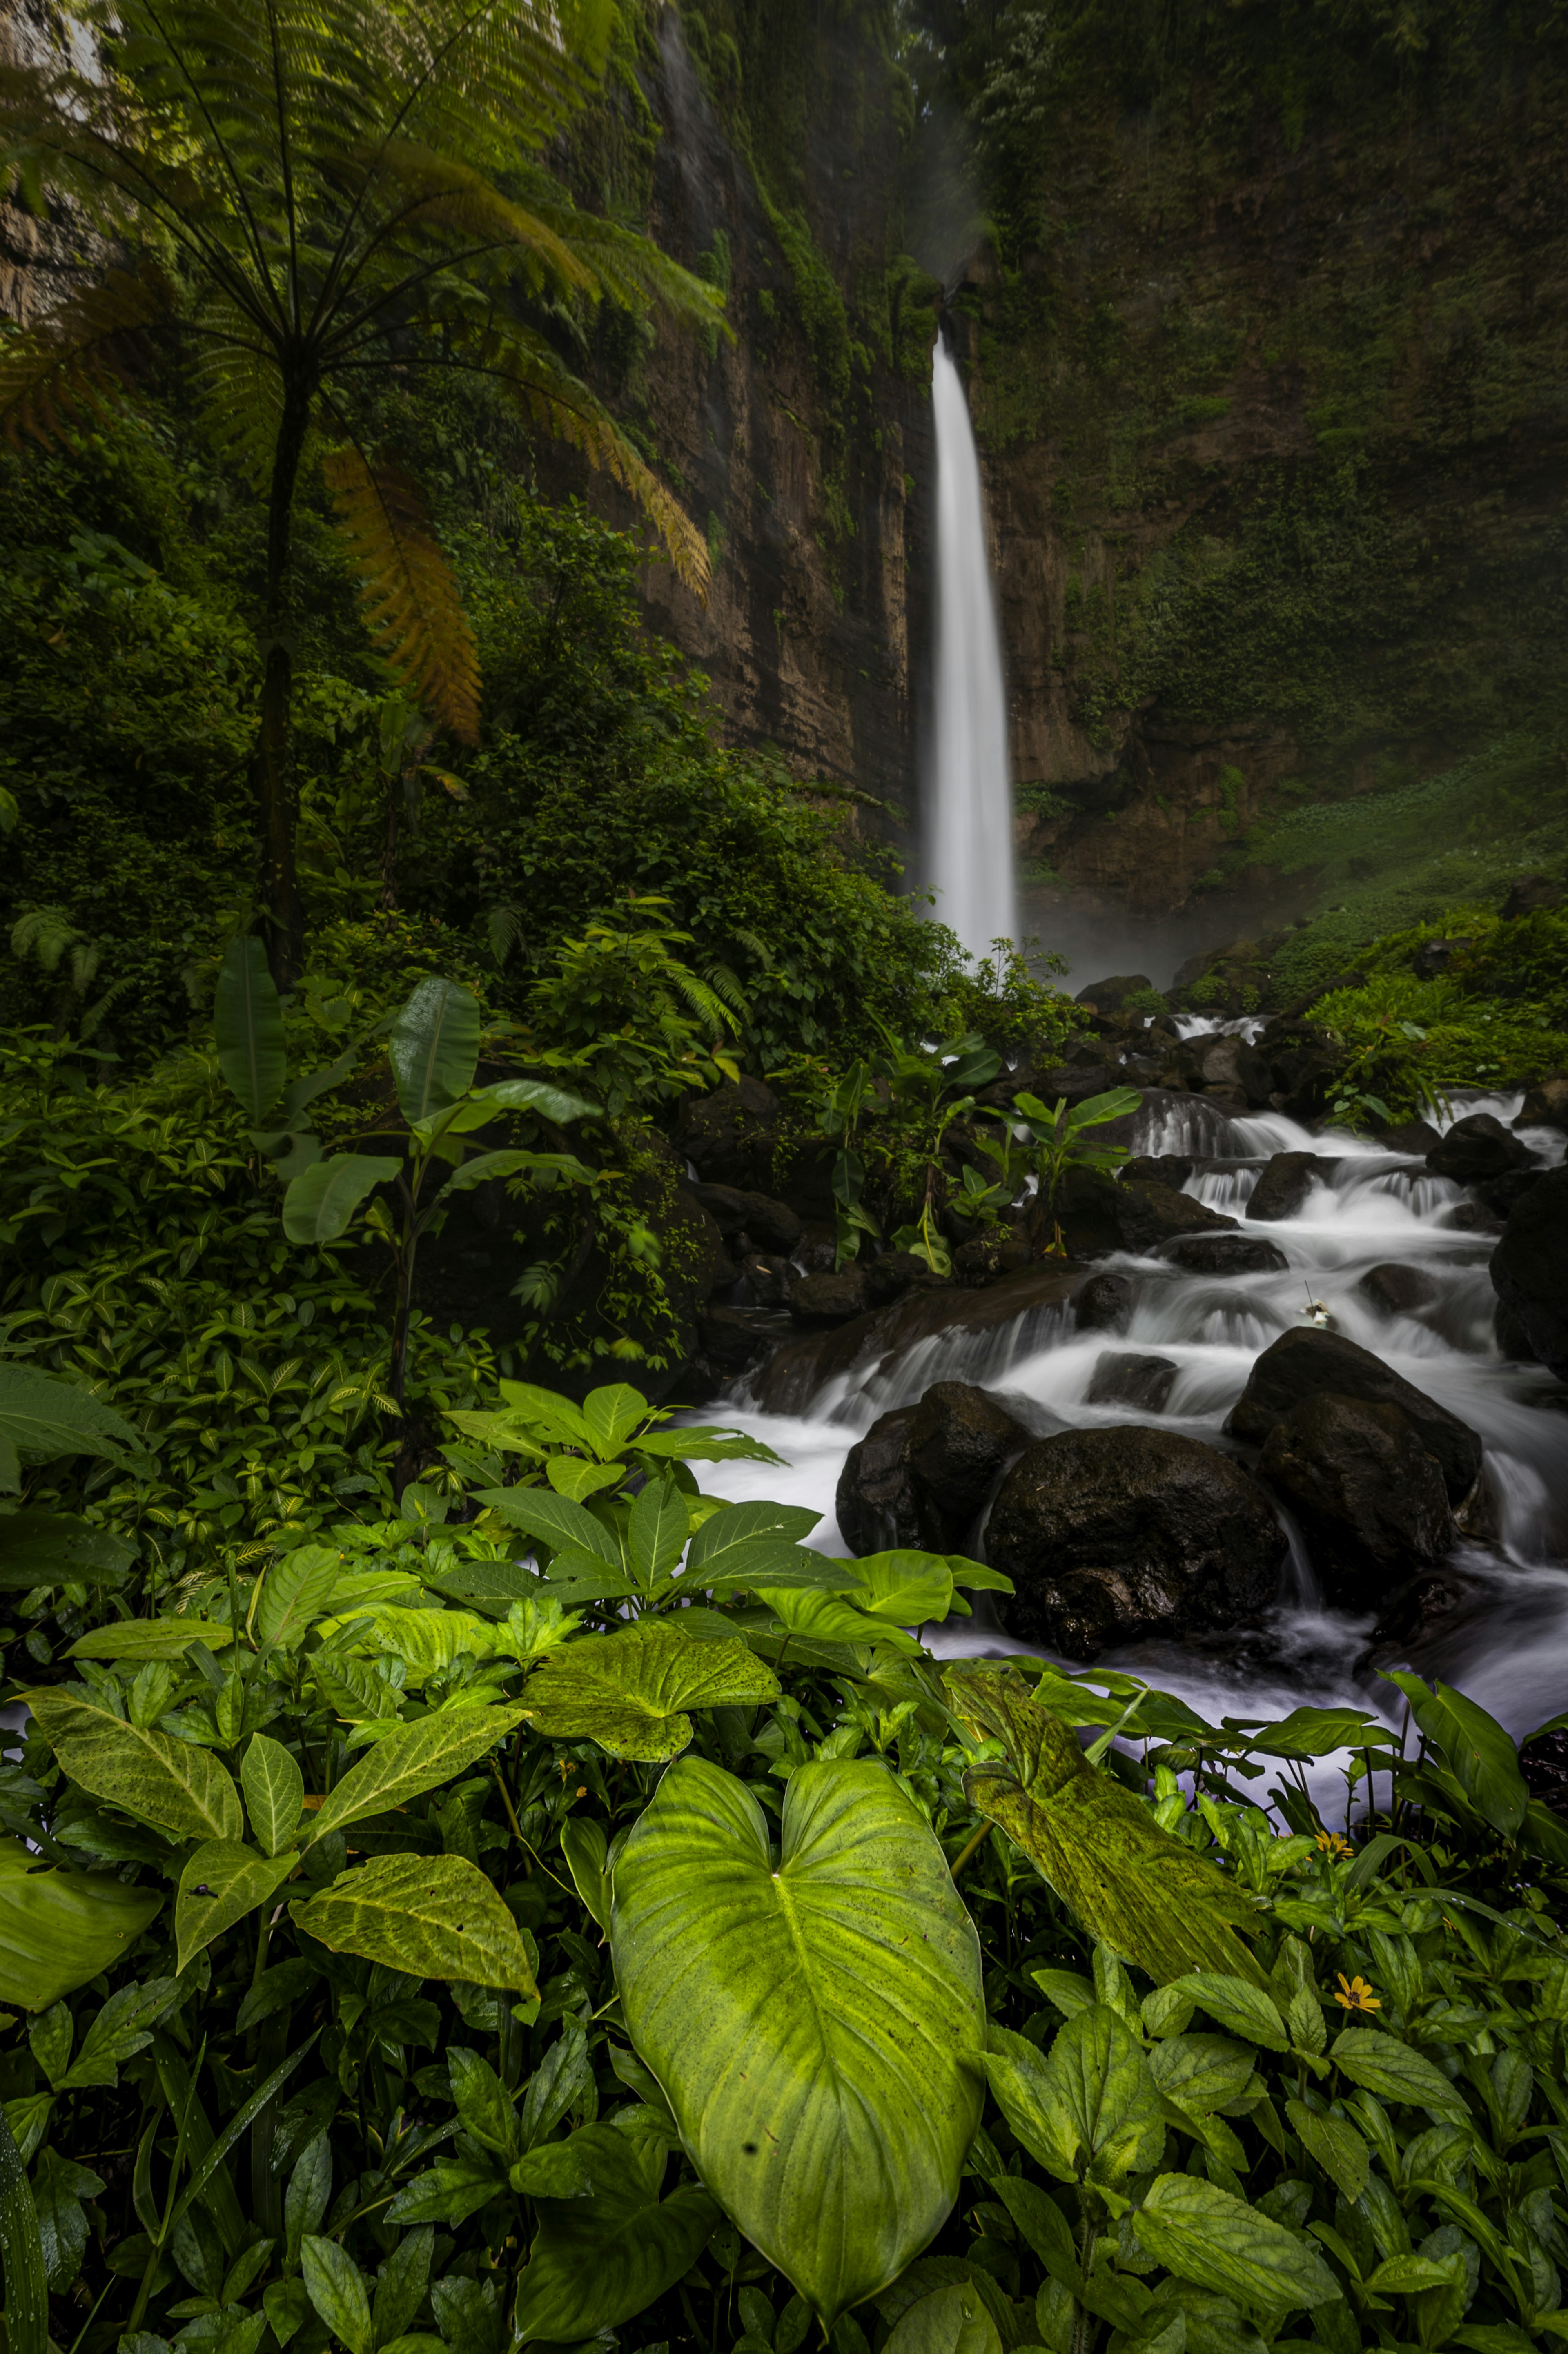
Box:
<box><xmin>0</xmin><ymin>1838</ymin><xmax>163</xmax><ymax>2009</ymax></box>
<box><xmin>610</xmin><ymin>1757</ymin><xmax>987</xmax><ymax>2324</ymax></box>
<box><xmin>214</xmin><ymin>934</ymin><xmax>286</xmax><ymax>1122</ymax></box>
<box><xmin>389</xmin><ymin>976</ymin><xmax>481</xmax><ymax>1122</ymax></box>
<box><xmin>520</xmin><ymin>1621</ymin><xmax>780</xmax><ymax>1762</ymax></box>
<box><xmin>949</xmin><ymin>1665</ymin><xmax>1267</xmax><ymax>1989</ymax></box>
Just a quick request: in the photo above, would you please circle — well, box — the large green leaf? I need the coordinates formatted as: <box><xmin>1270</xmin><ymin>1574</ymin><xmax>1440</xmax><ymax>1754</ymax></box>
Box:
<box><xmin>176</xmin><ymin>1842</ymin><xmax>297</xmax><ymax>1973</ymax></box>
<box><xmin>0</xmin><ymin>1510</ymin><xmax>134</xmax><ymax>1590</ymax></box>
<box><xmin>282</xmin><ymin>1154</ymin><xmax>402</xmax><ymax>1246</ymax></box>
<box><xmin>325</xmin><ymin>1603</ymin><xmax>498</xmax><ymax>1685</ymax></box>
<box><xmin>0</xmin><ymin>1367</ymin><xmax>146</xmax><ymax>1492</ymax></box>
<box><xmin>67</xmin><ymin>1618</ymin><xmax>232</xmax><ymax>1661</ymax></box>
<box><xmin>1328</xmin><ymin>2027</ymin><xmax>1467</xmax><ymax>2115</ymax></box>
<box><xmin>25</xmin><ymin>1690</ymin><xmax>244</xmax><ymax>1845</ymax></box>
<box><xmin>1285</xmin><ymin>2099</ymin><xmax>1369</xmax><ymax>2204</ymax></box>
<box><xmin>300</xmin><ymin>2234</ymin><xmax>372</xmax><ymax>2354</ymax></box>
<box><xmin>448</xmin><ymin>1077</ymin><xmax>598</xmax><ymax>1129</ymax></box>
<box><xmin>513</xmin><ymin>2123</ymin><xmax>717</xmax><ymax>2342</ymax></box>
<box><xmin>292</xmin><ymin>1854</ymin><xmax>538</xmax><ymax>1991</ymax></box>
<box><xmin>471</xmin><ymin>1484</ymin><xmax>620</xmax><ymax>1565</ymax></box>
<box><xmin>0</xmin><ymin>1838</ymin><xmax>163</xmax><ymax>2009</ymax></box>
<box><xmin>242</xmin><ymin>1734</ymin><xmax>305</xmax><ymax>1857</ymax></box>
<box><xmin>389</xmin><ymin>977</ymin><xmax>481</xmax><ymax>1122</ymax></box>
<box><xmin>752</xmin><ymin>1584</ymin><xmax>921</xmax><ymax>1655</ymax></box>
<box><xmin>1385</xmin><ymin>1673</ymin><xmax>1528</xmax><ymax>1840</ymax></box>
<box><xmin>520</xmin><ymin>1621</ymin><xmax>779</xmax><ymax>1762</ymax></box>
<box><xmin>214</xmin><ymin>935</ymin><xmax>286</xmax><ymax>1123</ymax></box>
<box><xmin>252</xmin><ymin>1545</ymin><xmax>353</xmax><ymax>1649</ymax></box>
<box><xmin>840</xmin><ymin>1552</ymin><xmax>956</xmax><ymax>1624</ymax></box>
<box><xmin>0</xmin><ymin>2100</ymin><xmax>48</xmax><ymax>2354</ymax></box>
<box><xmin>305</xmin><ymin>1706</ymin><xmax>528</xmax><ymax>1844</ymax></box>
<box><xmin>1133</xmin><ymin>2174</ymin><xmax>1341</xmax><ymax>2314</ymax></box>
<box><xmin>884</xmin><ymin>2285</ymin><xmax>1002</xmax><ymax>2354</ymax></box>
<box><xmin>984</xmin><ymin>2010</ymin><xmax>1163</xmax><ymax>2187</ymax></box>
<box><xmin>611</xmin><ymin>1757</ymin><xmax>987</xmax><ymax>2323</ymax></box>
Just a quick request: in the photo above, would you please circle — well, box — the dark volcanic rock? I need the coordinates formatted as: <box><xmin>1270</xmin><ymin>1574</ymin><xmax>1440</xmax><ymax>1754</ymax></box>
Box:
<box><xmin>1490</xmin><ymin>1164</ymin><xmax>1568</xmax><ymax>1381</ymax></box>
<box><xmin>1247</xmin><ymin>1151</ymin><xmax>1333</xmax><ymax>1222</ymax></box>
<box><xmin>1124</xmin><ymin>1154</ymin><xmax>1194</xmax><ymax>1188</ymax></box>
<box><xmin>835</xmin><ymin>1381</ymin><xmax>1028</xmax><ymax>1556</ymax></box>
<box><xmin>950</xmin><ymin>1229</ymin><xmax>1033</xmax><ymax>1287</ymax></box>
<box><xmin>1376</xmin><ymin>1116</ymin><xmax>1444</xmax><ymax>1155</ymax></box>
<box><xmin>739</xmin><ymin>1253</ymin><xmax>793</xmax><ymax>1308</ymax></box>
<box><xmin>699</xmin><ymin>1305</ymin><xmax>793</xmax><ymax>1371</ymax></box>
<box><xmin>1411</xmin><ymin>937</ymin><xmax>1472</xmax><ymax>981</ymax></box>
<box><xmin>1075</xmin><ymin>973</ymin><xmax>1155</xmax><ymax>1013</ymax></box>
<box><xmin>1358</xmin><ymin>1263</ymin><xmax>1439</xmax><ymax>1318</ymax></box>
<box><xmin>755</xmin><ymin>1263</ymin><xmax>1085</xmax><ymax>1416</ymax></box>
<box><xmin>1258</xmin><ymin>1394</ymin><xmax>1455</xmax><ymax>1606</ymax></box>
<box><xmin>1427</xmin><ymin>1113</ymin><xmax>1532</xmax><ymax>1183</ymax></box>
<box><xmin>1075</xmin><ymin>1272</ymin><xmax>1134</xmax><ymax>1332</ymax></box>
<box><xmin>1192</xmin><ymin>1031</ymin><xmax>1274</xmax><ymax>1108</ymax></box>
<box><xmin>987</xmin><ymin>1426</ymin><xmax>1287</xmax><ymax>1656</ymax></box>
<box><xmin>788</xmin><ymin>1267</ymin><xmax>870</xmax><ymax>1326</ymax></box>
<box><xmin>1226</xmin><ymin>1327</ymin><xmax>1483</xmax><ymax>1501</ymax></box>
<box><xmin>865</xmin><ymin>1249</ymin><xmax>955</xmax><ymax>1306</ymax></box>
<box><xmin>688</xmin><ymin>1183</ymin><xmax>803</xmax><ymax>1254</ymax></box>
<box><xmin>1160</xmin><ymin>1233</ymin><xmax>1290</xmax><ymax>1275</ymax></box>
<box><xmin>1473</xmin><ymin>1168</ymin><xmax>1546</xmax><ymax>1220</ymax></box>
<box><xmin>1086</xmin><ymin>1352</ymin><xmax>1178</xmax><ymax>1412</ymax></box>
<box><xmin>1041</xmin><ymin>1169</ymin><xmax>1238</xmax><ymax>1260</ymax></box>
<box><xmin>1501</xmin><ymin>874</ymin><xmax>1566</xmax><ymax>920</ymax></box>
<box><xmin>1515</xmin><ymin>1076</ymin><xmax>1568</xmax><ymax>1133</ymax></box>
<box><xmin>675</xmin><ymin>1078</ymin><xmax>781</xmax><ymax>1191</ymax></box>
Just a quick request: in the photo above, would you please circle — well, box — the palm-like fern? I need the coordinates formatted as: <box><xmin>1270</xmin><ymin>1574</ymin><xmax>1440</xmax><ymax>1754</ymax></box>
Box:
<box><xmin>0</xmin><ymin>0</ymin><xmax>723</xmax><ymax>983</ymax></box>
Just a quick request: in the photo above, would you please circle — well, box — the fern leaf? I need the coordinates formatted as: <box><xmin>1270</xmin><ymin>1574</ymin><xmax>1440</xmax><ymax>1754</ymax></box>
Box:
<box><xmin>321</xmin><ymin>444</ymin><xmax>480</xmax><ymax>743</ymax></box>
<box><xmin>947</xmin><ymin>1663</ymin><xmax>1270</xmax><ymax>1989</ymax></box>
<box><xmin>0</xmin><ymin>264</ymin><xmax>171</xmax><ymax>447</ymax></box>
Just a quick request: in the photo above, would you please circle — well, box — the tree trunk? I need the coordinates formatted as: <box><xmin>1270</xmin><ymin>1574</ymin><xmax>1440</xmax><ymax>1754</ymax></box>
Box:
<box><xmin>258</xmin><ymin>392</ymin><xmax>312</xmax><ymax>993</ymax></box>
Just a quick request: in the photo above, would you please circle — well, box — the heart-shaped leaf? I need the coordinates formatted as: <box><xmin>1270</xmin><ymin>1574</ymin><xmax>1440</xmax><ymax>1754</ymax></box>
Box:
<box><xmin>521</xmin><ymin>1621</ymin><xmax>779</xmax><ymax>1762</ymax></box>
<box><xmin>611</xmin><ymin>1757</ymin><xmax>986</xmax><ymax>2322</ymax></box>
<box><xmin>292</xmin><ymin>1853</ymin><xmax>538</xmax><ymax>1991</ymax></box>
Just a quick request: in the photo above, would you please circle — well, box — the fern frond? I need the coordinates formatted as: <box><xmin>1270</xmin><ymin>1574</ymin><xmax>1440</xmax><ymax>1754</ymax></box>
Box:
<box><xmin>0</xmin><ymin>264</ymin><xmax>171</xmax><ymax>447</ymax></box>
<box><xmin>322</xmin><ymin>443</ymin><xmax>481</xmax><ymax>744</ymax></box>
<box><xmin>185</xmin><ymin>298</ymin><xmax>285</xmax><ymax>486</ymax></box>
<box><xmin>357</xmin><ymin>143</ymin><xmax>593</xmax><ymax>297</ymax></box>
<box><xmin>522</xmin><ymin>189</ymin><xmax>730</xmax><ymax>332</ymax></box>
<box><xmin>704</xmin><ymin>962</ymin><xmax>750</xmax><ymax>1016</ymax></box>
<box><xmin>472</xmin><ymin>330</ymin><xmax>708</xmax><ymax>600</ymax></box>
<box><xmin>666</xmin><ymin>966</ymin><xmax>737</xmax><ymax>1039</ymax></box>
<box><xmin>487</xmin><ymin>905</ymin><xmax>523</xmax><ymax>968</ymax></box>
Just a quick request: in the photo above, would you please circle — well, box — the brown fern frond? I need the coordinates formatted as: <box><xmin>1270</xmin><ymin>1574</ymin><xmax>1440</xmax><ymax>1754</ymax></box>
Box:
<box><xmin>321</xmin><ymin>444</ymin><xmax>480</xmax><ymax>743</ymax></box>
<box><xmin>0</xmin><ymin>265</ymin><xmax>172</xmax><ymax>448</ymax></box>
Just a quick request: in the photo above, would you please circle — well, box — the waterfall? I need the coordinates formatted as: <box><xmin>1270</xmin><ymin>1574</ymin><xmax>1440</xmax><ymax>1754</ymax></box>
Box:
<box><xmin>929</xmin><ymin>333</ymin><xmax>1018</xmax><ymax>962</ymax></box>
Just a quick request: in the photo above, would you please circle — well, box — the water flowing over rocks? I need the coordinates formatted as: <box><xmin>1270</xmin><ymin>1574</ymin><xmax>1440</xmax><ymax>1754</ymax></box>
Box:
<box><xmin>1085</xmin><ymin>1352</ymin><xmax>1179</xmax><ymax>1413</ymax></box>
<box><xmin>1226</xmin><ymin>1326</ymin><xmax>1483</xmax><ymax>1502</ymax></box>
<box><xmin>1160</xmin><ymin>1233</ymin><xmax>1290</xmax><ymax>1276</ymax></box>
<box><xmin>1040</xmin><ymin>1167</ymin><xmax>1238</xmax><ymax>1259</ymax></box>
<box><xmin>986</xmin><ymin>1427</ymin><xmax>1289</xmax><ymax>1657</ymax></box>
<box><xmin>1427</xmin><ymin>1114</ymin><xmax>1535</xmax><ymax>1184</ymax></box>
<box><xmin>835</xmin><ymin>1382</ymin><xmax>1030</xmax><ymax>1556</ymax></box>
<box><xmin>1247</xmin><ymin>1151</ymin><xmax>1334</xmax><ymax>1221</ymax></box>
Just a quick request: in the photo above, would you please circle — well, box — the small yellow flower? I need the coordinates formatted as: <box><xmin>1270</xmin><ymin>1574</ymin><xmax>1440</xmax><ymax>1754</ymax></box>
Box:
<box><xmin>1334</xmin><ymin>1972</ymin><xmax>1381</xmax><ymax>2014</ymax></box>
<box><xmin>1315</xmin><ymin>1831</ymin><xmax>1354</xmax><ymax>1860</ymax></box>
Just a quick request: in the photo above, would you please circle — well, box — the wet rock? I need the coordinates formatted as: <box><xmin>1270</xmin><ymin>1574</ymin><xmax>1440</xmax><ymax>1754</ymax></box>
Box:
<box><xmin>1029</xmin><ymin>1061</ymin><xmax>1125</xmax><ymax>1109</ymax></box>
<box><xmin>1442</xmin><ymin>1198</ymin><xmax>1502</xmax><ymax>1234</ymax></box>
<box><xmin>950</xmin><ymin>1229</ymin><xmax>1033</xmax><ymax>1287</ymax></box>
<box><xmin>688</xmin><ymin>1183</ymin><xmax>804</xmax><ymax>1255</ymax></box>
<box><xmin>1086</xmin><ymin>1352</ymin><xmax>1178</xmax><ymax>1412</ymax></box>
<box><xmin>1427</xmin><ymin>1113</ymin><xmax>1532</xmax><ymax>1183</ymax></box>
<box><xmin>794</xmin><ymin>1223</ymin><xmax>840</xmax><ymax>1274</ymax></box>
<box><xmin>987</xmin><ymin>1427</ymin><xmax>1287</xmax><ymax>1657</ymax></box>
<box><xmin>1501</xmin><ymin>874</ymin><xmax>1566</xmax><ymax>921</ymax></box>
<box><xmin>1161</xmin><ymin>1233</ymin><xmax>1290</xmax><ymax>1275</ymax></box>
<box><xmin>1490</xmin><ymin>1163</ymin><xmax>1568</xmax><ymax>1381</ymax></box>
<box><xmin>675</xmin><ymin>1077</ymin><xmax>782</xmax><ymax>1191</ymax></box>
<box><xmin>835</xmin><ymin>1382</ymin><xmax>1029</xmax><ymax>1556</ymax></box>
<box><xmin>755</xmin><ymin>1262</ymin><xmax>1086</xmax><ymax>1416</ymax></box>
<box><xmin>1472</xmin><ymin>1168</ymin><xmax>1546</xmax><ymax>1220</ymax></box>
<box><xmin>1075</xmin><ymin>973</ymin><xmax>1156</xmax><ymax>1013</ymax></box>
<box><xmin>1263</xmin><ymin>1036</ymin><xmax>1343</xmax><ymax>1122</ymax></box>
<box><xmin>699</xmin><ymin>1305</ymin><xmax>793</xmax><ymax>1371</ymax></box>
<box><xmin>1370</xmin><ymin>1567</ymin><xmax>1482</xmax><ymax>1651</ymax></box>
<box><xmin>1248</xmin><ymin>1150</ymin><xmax>1333</xmax><ymax>1222</ymax></box>
<box><xmin>739</xmin><ymin>1253</ymin><xmax>793</xmax><ymax>1308</ymax></box>
<box><xmin>1375</xmin><ymin>1116</ymin><xmax>1443</xmax><ymax>1154</ymax></box>
<box><xmin>1193</xmin><ymin>1032</ymin><xmax>1274</xmax><ymax>1108</ymax></box>
<box><xmin>1075</xmin><ymin>1272</ymin><xmax>1134</xmax><ymax>1332</ymax></box>
<box><xmin>865</xmin><ymin>1249</ymin><xmax>955</xmax><ymax>1306</ymax></box>
<box><xmin>1495</xmin><ymin>1297</ymin><xmax>1535</xmax><ymax>1360</ymax></box>
<box><xmin>788</xmin><ymin>1267</ymin><xmax>870</xmax><ymax>1326</ymax></box>
<box><xmin>1515</xmin><ymin>1075</ymin><xmax>1568</xmax><ymax>1133</ymax></box>
<box><xmin>1358</xmin><ymin>1263</ymin><xmax>1438</xmax><ymax>1318</ymax></box>
<box><xmin>1123</xmin><ymin>1154</ymin><xmax>1194</xmax><ymax>1188</ymax></box>
<box><xmin>1040</xmin><ymin>1169</ymin><xmax>1238</xmax><ymax>1260</ymax></box>
<box><xmin>1258</xmin><ymin>1394</ymin><xmax>1455</xmax><ymax>1606</ymax></box>
<box><xmin>1226</xmin><ymin>1327</ymin><xmax>1483</xmax><ymax>1501</ymax></box>
<box><xmin>1411</xmin><ymin>938</ymin><xmax>1471</xmax><ymax>981</ymax></box>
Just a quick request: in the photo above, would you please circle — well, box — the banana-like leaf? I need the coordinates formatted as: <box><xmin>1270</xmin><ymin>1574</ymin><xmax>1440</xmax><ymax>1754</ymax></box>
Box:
<box><xmin>0</xmin><ymin>1510</ymin><xmax>134</xmax><ymax>1590</ymax></box>
<box><xmin>305</xmin><ymin>1705</ymin><xmax>528</xmax><ymax>1844</ymax></box>
<box><xmin>176</xmin><ymin>1841</ymin><xmax>298</xmax><ymax>1973</ymax></box>
<box><xmin>0</xmin><ymin>1366</ymin><xmax>147</xmax><ymax>1492</ymax></box>
<box><xmin>293</xmin><ymin>1853</ymin><xmax>537</xmax><ymax>1991</ymax></box>
<box><xmin>282</xmin><ymin>1154</ymin><xmax>402</xmax><ymax>1245</ymax></box>
<box><xmin>443</xmin><ymin>1078</ymin><xmax>599</xmax><ymax>1130</ymax></box>
<box><xmin>611</xmin><ymin>1758</ymin><xmax>987</xmax><ymax>2323</ymax></box>
<box><xmin>389</xmin><ymin>977</ymin><xmax>481</xmax><ymax>1122</ymax></box>
<box><xmin>214</xmin><ymin>935</ymin><xmax>286</xmax><ymax>1122</ymax></box>
<box><xmin>0</xmin><ymin>1837</ymin><xmax>163</xmax><ymax>2010</ymax></box>
<box><xmin>519</xmin><ymin>1621</ymin><xmax>780</xmax><ymax>1762</ymax></box>
<box><xmin>25</xmin><ymin>1690</ymin><xmax>244</xmax><ymax>1846</ymax></box>
<box><xmin>948</xmin><ymin>1666</ymin><xmax>1267</xmax><ymax>1989</ymax></box>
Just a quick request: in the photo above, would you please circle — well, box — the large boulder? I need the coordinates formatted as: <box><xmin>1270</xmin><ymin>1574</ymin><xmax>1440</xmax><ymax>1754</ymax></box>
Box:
<box><xmin>1257</xmin><ymin>1394</ymin><xmax>1456</xmax><ymax>1607</ymax></box>
<box><xmin>1427</xmin><ymin>1113</ymin><xmax>1532</xmax><ymax>1184</ymax></box>
<box><xmin>688</xmin><ymin>1183</ymin><xmax>803</xmax><ymax>1255</ymax></box>
<box><xmin>788</xmin><ymin>1268</ymin><xmax>870</xmax><ymax>1327</ymax></box>
<box><xmin>835</xmin><ymin>1382</ymin><xmax>1029</xmax><ymax>1556</ymax></box>
<box><xmin>1075</xmin><ymin>973</ymin><xmax>1156</xmax><ymax>1013</ymax></box>
<box><xmin>1075</xmin><ymin>1272</ymin><xmax>1134</xmax><ymax>1332</ymax></box>
<box><xmin>987</xmin><ymin>1427</ymin><xmax>1287</xmax><ymax>1656</ymax></box>
<box><xmin>1515</xmin><ymin>1076</ymin><xmax>1568</xmax><ymax>1133</ymax></box>
<box><xmin>1038</xmin><ymin>1169</ymin><xmax>1237</xmax><ymax>1260</ymax></box>
<box><xmin>1124</xmin><ymin>1154</ymin><xmax>1194</xmax><ymax>1189</ymax></box>
<box><xmin>1086</xmin><ymin>1352</ymin><xmax>1178</xmax><ymax>1412</ymax></box>
<box><xmin>1490</xmin><ymin>1164</ymin><xmax>1568</xmax><ymax>1380</ymax></box>
<box><xmin>1358</xmin><ymin>1263</ymin><xmax>1438</xmax><ymax>1318</ymax></box>
<box><xmin>865</xmin><ymin>1249</ymin><xmax>956</xmax><ymax>1306</ymax></box>
<box><xmin>1160</xmin><ymin>1233</ymin><xmax>1289</xmax><ymax>1275</ymax></box>
<box><xmin>675</xmin><ymin>1077</ymin><xmax>781</xmax><ymax>1191</ymax></box>
<box><xmin>1376</xmin><ymin>1116</ymin><xmax>1443</xmax><ymax>1155</ymax></box>
<box><xmin>1501</xmin><ymin>874</ymin><xmax>1565</xmax><ymax>920</ymax></box>
<box><xmin>1225</xmin><ymin>1327</ymin><xmax>1482</xmax><ymax>1501</ymax></box>
<box><xmin>1247</xmin><ymin>1151</ymin><xmax>1333</xmax><ymax>1222</ymax></box>
<box><xmin>1190</xmin><ymin>1031</ymin><xmax>1274</xmax><ymax>1109</ymax></box>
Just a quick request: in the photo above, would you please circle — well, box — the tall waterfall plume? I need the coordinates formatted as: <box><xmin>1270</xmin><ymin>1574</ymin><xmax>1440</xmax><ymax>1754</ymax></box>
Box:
<box><xmin>928</xmin><ymin>333</ymin><xmax>1017</xmax><ymax>962</ymax></box>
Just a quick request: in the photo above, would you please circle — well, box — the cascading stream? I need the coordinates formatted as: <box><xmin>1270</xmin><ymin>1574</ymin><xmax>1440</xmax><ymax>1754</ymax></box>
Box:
<box><xmin>691</xmin><ymin>1052</ymin><xmax>1568</xmax><ymax>1759</ymax></box>
<box><xmin>928</xmin><ymin>334</ymin><xmax>1018</xmax><ymax>962</ymax></box>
